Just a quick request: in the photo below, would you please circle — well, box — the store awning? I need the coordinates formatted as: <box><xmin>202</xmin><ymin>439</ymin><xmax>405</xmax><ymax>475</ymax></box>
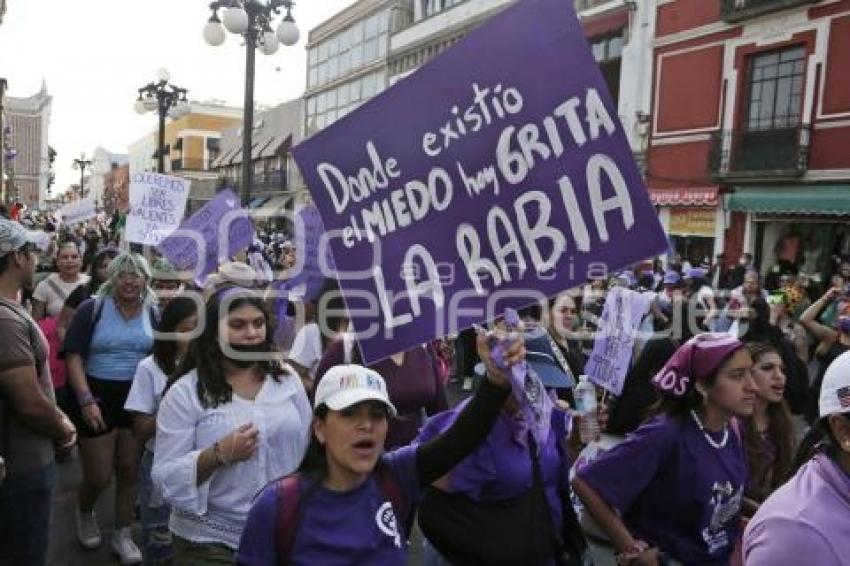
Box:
<box><xmin>728</xmin><ymin>185</ymin><xmax>850</xmax><ymax>215</ymax></box>
<box><xmin>252</xmin><ymin>194</ymin><xmax>294</xmax><ymax>220</ymax></box>
<box><xmin>261</xmin><ymin>134</ymin><xmax>293</xmax><ymax>159</ymax></box>
<box><xmin>649</xmin><ymin>186</ymin><xmax>719</xmax><ymax>207</ymax></box>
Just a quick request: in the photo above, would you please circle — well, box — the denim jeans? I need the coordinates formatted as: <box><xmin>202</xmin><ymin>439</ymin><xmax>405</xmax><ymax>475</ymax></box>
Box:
<box><xmin>0</xmin><ymin>464</ymin><xmax>55</xmax><ymax>566</ymax></box>
<box><xmin>138</xmin><ymin>448</ymin><xmax>172</xmax><ymax>565</ymax></box>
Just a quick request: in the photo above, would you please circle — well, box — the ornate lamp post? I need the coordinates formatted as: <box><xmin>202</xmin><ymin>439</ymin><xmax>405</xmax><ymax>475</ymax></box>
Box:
<box><xmin>72</xmin><ymin>153</ymin><xmax>92</xmax><ymax>200</ymax></box>
<box><xmin>135</xmin><ymin>69</ymin><xmax>190</xmax><ymax>174</ymax></box>
<box><xmin>202</xmin><ymin>1</ymin><xmax>299</xmax><ymax>206</ymax></box>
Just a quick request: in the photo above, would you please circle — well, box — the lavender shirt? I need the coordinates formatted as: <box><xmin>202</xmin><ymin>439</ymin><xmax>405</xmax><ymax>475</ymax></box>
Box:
<box><xmin>744</xmin><ymin>453</ymin><xmax>850</xmax><ymax>566</ymax></box>
<box><xmin>236</xmin><ymin>445</ymin><xmax>420</xmax><ymax>566</ymax></box>
<box><xmin>576</xmin><ymin>415</ymin><xmax>746</xmax><ymax>565</ymax></box>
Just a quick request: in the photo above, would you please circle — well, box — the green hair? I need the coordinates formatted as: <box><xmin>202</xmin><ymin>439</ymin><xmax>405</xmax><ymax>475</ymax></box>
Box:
<box><xmin>96</xmin><ymin>252</ymin><xmax>157</xmax><ymax>303</ymax></box>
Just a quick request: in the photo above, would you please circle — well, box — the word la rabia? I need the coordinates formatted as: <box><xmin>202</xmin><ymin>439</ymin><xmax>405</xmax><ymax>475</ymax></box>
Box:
<box><xmin>316</xmin><ymin>86</ymin><xmax>636</xmax><ymax>330</ymax></box>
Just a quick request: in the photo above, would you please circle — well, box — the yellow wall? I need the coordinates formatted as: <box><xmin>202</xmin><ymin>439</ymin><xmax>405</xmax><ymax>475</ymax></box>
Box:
<box><xmin>163</xmin><ymin>112</ymin><xmax>240</xmax><ymax>165</ymax></box>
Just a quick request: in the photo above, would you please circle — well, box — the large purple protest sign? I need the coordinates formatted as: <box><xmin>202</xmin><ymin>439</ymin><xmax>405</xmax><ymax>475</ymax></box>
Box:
<box><xmin>584</xmin><ymin>287</ymin><xmax>652</xmax><ymax>396</ymax></box>
<box><xmin>157</xmin><ymin>188</ymin><xmax>254</xmax><ymax>284</ymax></box>
<box><xmin>282</xmin><ymin>205</ymin><xmax>337</xmax><ymax>301</ymax></box>
<box><xmin>293</xmin><ymin>0</ymin><xmax>667</xmax><ymax>364</ymax></box>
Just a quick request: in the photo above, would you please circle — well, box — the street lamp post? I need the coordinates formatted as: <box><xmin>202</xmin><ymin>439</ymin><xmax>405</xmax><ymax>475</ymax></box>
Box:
<box><xmin>135</xmin><ymin>69</ymin><xmax>190</xmax><ymax>174</ymax></box>
<box><xmin>72</xmin><ymin>153</ymin><xmax>92</xmax><ymax>200</ymax></box>
<box><xmin>202</xmin><ymin>1</ymin><xmax>300</xmax><ymax>206</ymax></box>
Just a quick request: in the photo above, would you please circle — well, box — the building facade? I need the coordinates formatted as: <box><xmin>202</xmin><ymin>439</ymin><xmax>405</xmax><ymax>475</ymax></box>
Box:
<box><xmin>210</xmin><ymin>99</ymin><xmax>303</xmax><ymax>215</ymax></box>
<box><xmin>85</xmin><ymin>147</ymin><xmax>128</xmax><ymax>209</ymax></box>
<box><xmin>127</xmin><ymin>101</ymin><xmax>241</xmax><ymax>208</ymax></box>
<box><xmin>304</xmin><ymin>0</ymin><xmax>413</xmax><ymax>136</ymax></box>
<box><xmin>646</xmin><ymin>0</ymin><xmax>850</xmax><ymax>280</ymax></box>
<box><xmin>5</xmin><ymin>81</ymin><xmax>51</xmax><ymax>209</ymax></box>
<box><xmin>0</xmin><ymin>78</ymin><xmax>8</xmax><ymax>204</ymax></box>
<box><xmin>102</xmin><ymin>163</ymin><xmax>130</xmax><ymax>215</ymax></box>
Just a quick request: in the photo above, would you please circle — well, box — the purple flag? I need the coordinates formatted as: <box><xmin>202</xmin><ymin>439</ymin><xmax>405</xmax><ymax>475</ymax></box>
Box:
<box><xmin>157</xmin><ymin>188</ymin><xmax>254</xmax><ymax>284</ymax></box>
<box><xmin>293</xmin><ymin>0</ymin><xmax>667</xmax><ymax>364</ymax></box>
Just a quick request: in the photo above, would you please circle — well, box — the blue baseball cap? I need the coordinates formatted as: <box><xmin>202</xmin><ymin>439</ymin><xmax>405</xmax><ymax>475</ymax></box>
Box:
<box><xmin>523</xmin><ymin>330</ymin><xmax>574</xmax><ymax>389</ymax></box>
<box><xmin>663</xmin><ymin>271</ymin><xmax>681</xmax><ymax>285</ymax></box>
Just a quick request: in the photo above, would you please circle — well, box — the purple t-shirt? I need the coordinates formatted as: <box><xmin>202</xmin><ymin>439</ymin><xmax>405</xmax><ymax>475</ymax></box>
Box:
<box><xmin>577</xmin><ymin>415</ymin><xmax>746</xmax><ymax>565</ymax></box>
<box><xmin>744</xmin><ymin>453</ymin><xmax>850</xmax><ymax>566</ymax></box>
<box><xmin>415</xmin><ymin>402</ymin><xmax>570</xmax><ymax>530</ymax></box>
<box><xmin>236</xmin><ymin>445</ymin><xmax>419</xmax><ymax>566</ymax></box>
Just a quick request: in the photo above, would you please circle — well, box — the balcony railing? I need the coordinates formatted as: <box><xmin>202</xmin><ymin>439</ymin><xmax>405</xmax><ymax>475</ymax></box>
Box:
<box><xmin>721</xmin><ymin>0</ymin><xmax>821</xmax><ymax>23</ymax></box>
<box><xmin>708</xmin><ymin>124</ymin><xmax>810</xmax><ymax>179</ymax></box>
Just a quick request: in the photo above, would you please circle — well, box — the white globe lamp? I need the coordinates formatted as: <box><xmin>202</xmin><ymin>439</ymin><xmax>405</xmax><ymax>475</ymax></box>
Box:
<box><xmin>276</xmin><ymin>19</ymin><xmax>299</xmax><ymax>46</ymax></box>
<box><xmin>223</xmin><ymin>6</ymin><xmax>250</xmax><ymax>34</ymax></box>
<box><xmin>203</xmin><ymin>18</ymin><xmax>226</xmax><ymax>46</ymax></box>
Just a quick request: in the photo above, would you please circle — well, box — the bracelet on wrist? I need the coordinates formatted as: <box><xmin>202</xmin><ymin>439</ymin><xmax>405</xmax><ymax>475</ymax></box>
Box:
<box><xmin>615</xmin><ymin>540</ymin><xmax>650</xmax><ymax>565</ymax></box>
<box><xmin>213</xmin><ymin>441</ymin><xmax>228</xmax><ymax>466</ymax></box>
<box><xmin>76</xmin><ymin>391</ymin><xmax>97</xmax><ymax>407</ymax></box>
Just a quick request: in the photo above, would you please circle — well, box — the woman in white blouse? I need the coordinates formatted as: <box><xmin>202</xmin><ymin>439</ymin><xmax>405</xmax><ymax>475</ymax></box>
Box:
<box><xmin>152</xmin><ymin>287</ymin><xmax>311</xmax><ymax>564</ymax></box>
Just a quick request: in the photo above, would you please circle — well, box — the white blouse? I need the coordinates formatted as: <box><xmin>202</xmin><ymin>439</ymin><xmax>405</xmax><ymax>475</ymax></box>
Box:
<box><xmin>151</xmin><ymin>368</ymin><xmax>311</xmax><ymax>549</ymax></box>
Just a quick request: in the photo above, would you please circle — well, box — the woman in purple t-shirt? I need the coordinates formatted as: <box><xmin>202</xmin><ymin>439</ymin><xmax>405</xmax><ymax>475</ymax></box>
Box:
<box><xmin>573</xmin><ymin>333</ymin><xmax>756</xmax><ymax>566</ymax></box>
<box><xmin>236</xmin><ymin>331</ymin><xmax>518</xmax><ymax>566</ymax></box>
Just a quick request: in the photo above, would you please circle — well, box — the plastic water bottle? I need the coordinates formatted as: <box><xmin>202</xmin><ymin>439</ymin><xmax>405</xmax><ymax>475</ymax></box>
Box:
<box><xmin>575</xmin><ymin>375</ymin><xmax>599</xmax><ymax>444</ymax></box>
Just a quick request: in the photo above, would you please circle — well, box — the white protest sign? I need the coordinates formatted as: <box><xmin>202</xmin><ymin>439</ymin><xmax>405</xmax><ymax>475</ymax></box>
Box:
<box><xmin>584</xmin><ymin>286</ymin><xmax>652</xmax><ymax>395</ymax></box>
<box><xmin>125</xmin><ymin>172</ymin><xmax>190</xmax><ymax>245</ymax></box>
<box><xmin>59</xmin><ymin>198</ymin><xmax>96</xmax><ymax>226</ymax></box>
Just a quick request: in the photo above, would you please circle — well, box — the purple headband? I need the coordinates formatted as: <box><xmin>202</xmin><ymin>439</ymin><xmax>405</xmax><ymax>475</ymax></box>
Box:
<box><xmin>652</xmin><ymin>333</ymin><xmax>744</xmax><ymax>397</ymax></box>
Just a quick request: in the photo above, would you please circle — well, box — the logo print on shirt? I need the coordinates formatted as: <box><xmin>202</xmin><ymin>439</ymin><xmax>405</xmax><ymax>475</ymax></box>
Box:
<box><xmin>701</xmin><ymin>481</ymin><xmax>743</xmax><ymax>555</ymax></box>
<box><xmin>376</xmin><ymin>501</ymin><xmax>401</xmax><ymax>548</ymax></box>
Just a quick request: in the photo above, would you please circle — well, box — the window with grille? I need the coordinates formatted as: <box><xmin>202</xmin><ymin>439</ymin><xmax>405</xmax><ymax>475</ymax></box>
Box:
<box><xmin>745</xmin><ymin>46</ymin><xmax>806</xmax><ymax>131</ymax></box>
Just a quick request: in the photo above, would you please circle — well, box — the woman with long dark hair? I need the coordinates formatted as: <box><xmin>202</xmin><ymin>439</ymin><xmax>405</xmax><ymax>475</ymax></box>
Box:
<box><xmin>573</xmin><ymin>334</ymin><xmax>756</xmax><ymax>565</ymax></box>
<box><xmin>152</xmin><ymin>287</ymin><xmax>310</xmax><ymax>564</ymax></box>
<box><xmin>740</xmin><ymin>342</ymin><xmax>795</xmax><ymax>514</ymax></box>
<box><xmin>125</xmin><ymin>295</ymin><xmax>200</xmax><ymax>565</ymax></box>
<box><xmin>236</xmin><ymin>330</ymin><xmax>519</xmax><ymax>565</ymax></box>
<box><xmin>743</xmin><ymin>352</ymin><xmax>850</xmax><ymax>565</ymax></box>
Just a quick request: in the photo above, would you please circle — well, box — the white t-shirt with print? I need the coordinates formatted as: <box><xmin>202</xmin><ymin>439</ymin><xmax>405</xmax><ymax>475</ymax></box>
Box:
<box><xmin>32</xmin><ymin>273</ymin><xmax>90</xmax><ymax>318</ymax></box>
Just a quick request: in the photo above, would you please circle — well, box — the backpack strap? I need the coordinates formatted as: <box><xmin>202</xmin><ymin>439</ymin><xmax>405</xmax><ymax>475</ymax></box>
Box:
<box><xmin>275</xmin><ymin>475</ymin><xmax>303</xmax><ymax>566</ymax></box>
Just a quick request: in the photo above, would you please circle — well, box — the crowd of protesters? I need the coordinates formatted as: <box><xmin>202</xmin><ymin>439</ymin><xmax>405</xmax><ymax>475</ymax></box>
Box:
<box><xmin>1</xmin><ymin>205</ymin><xmax>850</xmax><ymax>566</ymax></box>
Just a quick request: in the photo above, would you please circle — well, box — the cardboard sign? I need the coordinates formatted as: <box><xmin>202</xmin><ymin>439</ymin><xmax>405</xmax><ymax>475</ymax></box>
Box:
<box><xmin>125</xmin><ymin>172</ymin><xmax>190</xmax><ymax>245</ymax></box>
<box><xmin>60</xmin><ymin>198</ymin><xmax>96</xmax><ymax>226</ymax></box>
<box><xmin>293</xmin><ymin>0</ymin><xmax>667</xmax><ymax>364</ymax></box>
<box><xmin>584</xmin><ymin>287</ymin><xmax>652</xmax><ymax>396</ymax></box>
<box><xmin>157</xmin><ymin>188</ymin><xmax>254</xmax><ymax>283</ymax></box>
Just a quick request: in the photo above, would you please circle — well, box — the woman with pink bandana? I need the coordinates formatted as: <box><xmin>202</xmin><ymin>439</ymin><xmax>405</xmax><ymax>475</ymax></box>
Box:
<box><xmin>573</xmin><ymin>334</ymin><xmax>756</xmax><ymax>565</ymax></box>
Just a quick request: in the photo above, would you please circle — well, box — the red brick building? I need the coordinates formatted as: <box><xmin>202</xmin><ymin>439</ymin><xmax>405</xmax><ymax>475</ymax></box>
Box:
<box><xmin>646</xmin><ymin>0</ymin><xmax>850</xmax><ymax>280</ymax></box>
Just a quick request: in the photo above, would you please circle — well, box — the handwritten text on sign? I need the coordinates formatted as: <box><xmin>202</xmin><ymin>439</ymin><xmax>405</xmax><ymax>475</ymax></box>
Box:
<box><xmin>293</xmin><ymin>0</ymin><xmax>667</xmax><ymax>364</ymax></box>
<box><xmin>125</xmin><ymin>172</ymin><xmax>190</xmax><ymax>245</ymax></box>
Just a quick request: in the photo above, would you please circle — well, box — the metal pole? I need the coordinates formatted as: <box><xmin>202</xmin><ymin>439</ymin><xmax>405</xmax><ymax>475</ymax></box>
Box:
<box><xmin>241</xmin><ymin>25</ymin><xmax>257</xmax><ymax>207</ymax></box>
<box><xmin>158</xmin><ymin>97</ymin><xmax>167</xmax><ymax>174</ymax></box>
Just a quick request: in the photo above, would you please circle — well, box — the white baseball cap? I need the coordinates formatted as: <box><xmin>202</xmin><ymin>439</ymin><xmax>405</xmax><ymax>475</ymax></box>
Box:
<box><xmin>314</xmin><ymin>365</ymin><xmax>397</xmax><ymax>417</ymax></box>
<box><xmin>819</xmin><ymin>351</ymin><xmax>850</xmax><ymax>418</ymax></box>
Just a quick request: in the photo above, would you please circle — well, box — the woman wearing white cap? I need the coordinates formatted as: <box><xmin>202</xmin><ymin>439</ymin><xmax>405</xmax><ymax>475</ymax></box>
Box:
<box><xmin>743</xmin><ymin>351</ymin><xmax>850</xmax><ymax>565</ymax></box>
<box><xmin>236</xmin><ymin>331</ymin><xmax>520</xmax><ymax>565</ymax></box>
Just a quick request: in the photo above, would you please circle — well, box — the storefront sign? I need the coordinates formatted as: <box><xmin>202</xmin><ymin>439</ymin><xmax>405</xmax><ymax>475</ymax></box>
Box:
<box><xmin>669</xmin><ymin>207</ymin><xmax>716</xmax><ymax>237</ymax></box>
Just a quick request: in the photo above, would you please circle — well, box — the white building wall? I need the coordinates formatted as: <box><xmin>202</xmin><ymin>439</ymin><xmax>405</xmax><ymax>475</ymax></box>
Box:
<box><xmin>391</xmin><ymin>0</ymin><xmax>513</xmax><ymax>51</ymax></box>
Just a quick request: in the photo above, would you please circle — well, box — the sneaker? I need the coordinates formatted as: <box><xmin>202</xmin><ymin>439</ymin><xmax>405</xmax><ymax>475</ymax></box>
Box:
<box><xmin>76</xmin><ymin>509</ymin><xmax>102</xmax><ymax>549</ymax></box>
<box><xmin>110</xmin><ymin>527</ymin><xmax>142</xmax><ymax>565</ymax></box>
